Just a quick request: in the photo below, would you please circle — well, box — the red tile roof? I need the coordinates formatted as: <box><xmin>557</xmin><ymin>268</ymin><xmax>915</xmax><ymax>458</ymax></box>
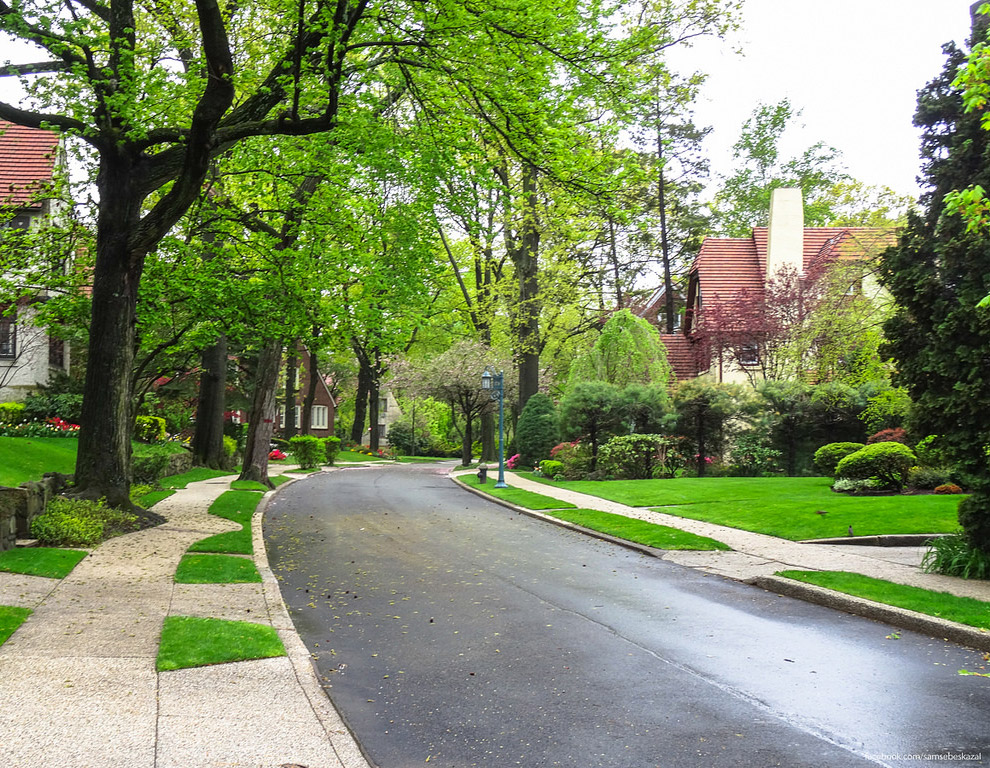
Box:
<box><xmin>660</xmin><ymin>333</ymin><xmax>702</xmax><ymax>382</ymax></box>
<box><xmin>0</xmin><ymin>120</ymin><xmax>59</xmax><ymax>209</ymax></box>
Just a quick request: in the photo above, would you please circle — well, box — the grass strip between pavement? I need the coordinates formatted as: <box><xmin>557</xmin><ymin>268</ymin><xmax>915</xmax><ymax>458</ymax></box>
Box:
<box><xmin>777</xmin><ymin>570</ymin><xmax>990</xmax><ymax>630</ymax></box>
<box><xmin>545</xmin><ymin>508</ymin><xmax>730</xmax><ymax>551</ymax></box>
<box><xmin>161</xmin><ymin>467</ymin><xmax>237</xmax><ymax>489</ymax></box>
<box><xmin>187</xmin><ymin>489</ymin><xmax>262</xmax><ymax>555</ymax></box>
<box><xmin>0</xmin><ymin>547</ymin><xmax>88</xmax><ymax>578</ymax></box>
<box><xmin>175</xmin><ymin>553</ymin><xmax>261</xmax><ymax>583</ymax></box>
<box><xmin>460</xmin><ymin>474</ymin><xmax>577</xmax><ymax>510</ymax></box>
<box><xmin>157</xmin><ymin>615</ymin><xmax>285</xmax><ymax>671</ymax></box>
<box><xmin>0</xmin><ymin>606</ymin><xmax>32</xmax><ymax>646</ymax></box>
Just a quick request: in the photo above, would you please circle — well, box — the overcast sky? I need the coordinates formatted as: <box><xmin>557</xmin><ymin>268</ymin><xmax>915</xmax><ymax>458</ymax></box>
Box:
<box><xmin>674</xmin><ymin>0</ymin><xmax>976</xmax><ymax>199</ymax></box>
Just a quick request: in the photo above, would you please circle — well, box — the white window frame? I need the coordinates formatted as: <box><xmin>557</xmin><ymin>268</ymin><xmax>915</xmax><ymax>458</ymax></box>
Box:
<box><xmin>311</xmin><ymin>405</ymin><xmax>329</xmax><ymax>430</ymax></box>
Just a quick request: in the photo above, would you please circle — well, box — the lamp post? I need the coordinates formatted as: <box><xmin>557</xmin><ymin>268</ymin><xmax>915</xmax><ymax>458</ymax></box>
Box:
<box><xmin>481</xmin><ymin>367</ymin><xmax>508</xmax><ymax>488</ymax></box>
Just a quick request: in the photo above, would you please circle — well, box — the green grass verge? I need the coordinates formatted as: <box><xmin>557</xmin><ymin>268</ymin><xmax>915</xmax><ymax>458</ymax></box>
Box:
<box><xmin>175</xmin><ymin>554</ymin><xmax>261</xmax><ymax>583</ymax></box>
<box><xmin>138</xmin><ymin>489</ymin><xmax>175</xmax><ymax>508</ymax></box>
<box><xmin>161</xmin><ymin>467</ymin><xmax>235</xmax><ymax>489</ymax></box>
<box><xmin>460</xmin><ymin>474</ymin><xmax>576</xmax><ymax>510</ymax></box>
<box><xmin>0</xmin><ymin>547</ymin><xmax>87</xmax><ymax>578</ymax></box>
<box><xmin>0</xmin><ymin>437</ymin><xmax>78</xmax><ymax>486</ymax></box>
<box><xmin>0</xmin><ymin>605</ymin><xmax>32</xmax><ymax>646</ymax></box>
<box><xmin>546</xmin><ymin>508</ymin><xmax>729</xmax><ymax>551</ymax></box>
<box><xmin>396</xmin><ymin>456</ymin><xmax>453</xmax><ymax>463</ymax></box>
<box><xmin>336</xmin><ymin>450</ymin><xmax>386</xmax><ymax>462</ymax></box>
<box><xmin>230</xmin><ymin>480</ymin><xmax>269</xmax><ymax>492</ymax></box>
<box><xmin>271</xmin><ymin>475</ymin><xmax>293</xmax><ymax>487</ymax></box>
<box><xmin>525</xmin><ymin>475</ymin><xmax>961</xmax><ymax>540</ymax></box>
<box><xmin>187</xmin><ymin>490</ymin><xmax>261</xmax><ymax>555</ymax></box>
<box><xmin>157</xmin><ymin>615</ymin><xmax>286</xmax><ymax>671</ymax></box>
<box><xmin>778</xmin><ymin>570</ymin><xmax>990</xmax><ymax>630</ymax></box>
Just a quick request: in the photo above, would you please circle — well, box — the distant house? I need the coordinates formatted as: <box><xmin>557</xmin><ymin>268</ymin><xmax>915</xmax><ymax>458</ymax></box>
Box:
<box><xmin>636</xmin><ymin>188</ymin><xmax>896</xmax><ymax>385</ymax></box>
<box><xmin>277</xmin><ymin>348</ymin><xmax>339</xmax><ymax>439</ymax></box>
<box><xmin>0</xmin><ymin>120</ymin><xmax>70</xmax><ymax>401</ymax></box>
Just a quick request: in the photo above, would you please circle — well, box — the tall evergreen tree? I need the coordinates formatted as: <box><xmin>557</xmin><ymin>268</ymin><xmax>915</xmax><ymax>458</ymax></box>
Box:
<box><xmin>879</xmin><ymin>14</ymin><xmax>990</xmax><ymax>553</ymax></box>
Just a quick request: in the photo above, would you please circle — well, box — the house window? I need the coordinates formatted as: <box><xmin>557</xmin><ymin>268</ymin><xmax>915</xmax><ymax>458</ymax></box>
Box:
<box><xmin>0</xmin><ymin>311</ymin><xmax>15</xmax><ymax>359</ymax></box>
<box><xmin>379</xmin><ymin>397</ymin><xmax>388</xmax><ymax>413</ymax></box>
<box><xmin>278</xmin><ymin>406</ymin><xmax>302</xmax><ymax>429</ymax></box>
<box><xmin>49</xmin><ymin>335</ymin><xmax>64</xmax><ymax>368</ymax></box>
<box><xmin>311</xmin><ymin>405</ymin><xmax>329</xmax><ymax>430</ymax></box>
<box><xmin>737</xmin><ymin>344</ymin><xmax>759</xmax><ymax>366</ymax></box>
<box><xmin>378</xmin><ymin>423</ymin><xmax>387</xmax><ymax>439</ymax></box>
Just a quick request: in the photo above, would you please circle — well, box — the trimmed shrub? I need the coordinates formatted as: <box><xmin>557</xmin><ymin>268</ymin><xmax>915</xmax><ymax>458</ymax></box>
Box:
<box><xmin>22</xmin><ymin>392</ymin><xmax>84</xmax><ymax>424</ymax></box>
<box><xmin>133</xmin><ymin>446</ymin><xmax>172</xmax><ymax>484</ymax></box>
<box><xmin>598</xmin><ymin>434</ymin><xmax>684</xmax><ymax>480</ymax></box>
<box><xmin>539</xmin><ymin>459</ymin><xmax>564</xmax><ymax>478</ymax></box>
<box><xmin>223</xmin><ymin>435</ymin><xmax>238</xmax><ymax>460</ymax></box>
<box><xmin>866</xmin><ymin>427</ymin><xmax>908</xmax><ymax>445</ymax></box>
<box><xmin>515</xmin><ymin>393</ymin><xmax>558</xmax><ymax>469</ymax></box>
<box><xmin>907</xmin><ymin>465</ymin><xmax>955</xmax><ymax>491</ymax></box>
<box><xmin>324</xmin><ymin>436</ymin><xmax>341</xmax><ymax>465</ymax></box>
<box><xmin>135</xmin><ymin>415</ymin><xmax>167</xmax><ymax>443</ymax></box>
<box><xmin>0</xmin><ymin>402</ymin><xmax>25</xmax><ymax>424</ymax></box>
<box><xmin>550</xmin><ymin>440</ymin><xmax>592</xmax><ymax>480</ymax></box>
<box><xmin>30</xmin><ymin>497</ymin><xmax>137</xmax><ymax>547</ymax></box>
<box><xmin>832</xmin><ymin>477</ymin><xmax>883</xmax><ymax>494</ymax></box>
<box><xmin>934</xmin><ymin>483</ymin><xmax>964</xmax><ymax>495</ymax></box>
<box><xmin>730</xmin><ymin>431</ymin><xmax>781</xmax><ymax>477</ymax></box>
<box><xmin>834</xmin><ymin>442</ymin><xmax>917</xmax><ymax>491</ymax></box>
<box><xmin>813</xmin><ymin>442</ymin><xmax>865</xmax><ymax>477</ymax></box>
<box><xmin>289</xmin><ymin>435</ymin><xmax>324</xmax><ymax>469</ymax></box>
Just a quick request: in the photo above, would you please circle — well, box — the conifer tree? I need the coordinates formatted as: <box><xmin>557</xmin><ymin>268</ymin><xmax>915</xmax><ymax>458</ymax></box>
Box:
<box><xmin>879</xmin><ymin>13</ymin><xmax>990</xmax><ymax>553</ymax></box>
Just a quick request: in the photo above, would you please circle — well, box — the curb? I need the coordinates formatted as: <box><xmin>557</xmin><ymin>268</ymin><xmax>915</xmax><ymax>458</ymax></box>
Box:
<box><xmin>452</xmin><ymin>473</ymin><xmax>990</xmax><ymax>653</ymax></box>
<box><xmin>749</xmin><ymin>575</ymin><xmax>990</xmax><ymax>652</ymax></box>
<box><xmin>801</xmin><ymin>534</ymin><xmax>946</xmax><ymax>547</ymax></box>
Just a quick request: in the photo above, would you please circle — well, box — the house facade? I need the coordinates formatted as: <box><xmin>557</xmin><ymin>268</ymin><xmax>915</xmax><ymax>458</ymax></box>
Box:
<box><xmin>0</xmin><ymin>120</ymin><xmax>70</xmax><ymax>402</ymax></box>
<box><xmin>643</xmin><ymin>188</ymin><xmax>895</xmax><ymax>385</ymax></box>
<box><xmin>277</xmin><ymin>348</ymin><xmax>339</xmax><ymax>439</ymax></box>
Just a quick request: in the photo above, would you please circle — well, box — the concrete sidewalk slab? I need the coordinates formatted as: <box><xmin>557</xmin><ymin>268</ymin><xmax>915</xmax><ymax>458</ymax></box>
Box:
<box><xmin>0</xmin><ymin>475</ymin><xmax>371</xmax><ymax>768</ymax></box>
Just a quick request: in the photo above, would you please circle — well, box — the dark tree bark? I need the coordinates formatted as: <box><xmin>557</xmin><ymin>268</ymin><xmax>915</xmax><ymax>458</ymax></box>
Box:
<box><xmin>191</xmin><ymin>334</ymin><xmax>228</xmax><ymax>469</ymax></box>
<box><xmin>351</xmin><ymin>362</ymin><xmax>371</xmax><ymax>444</ymax></box>
<box><xmin>301</xmin><ymin>344</ymin><xmax>319</xmax><ymax>436</ymax></box>
<box><xmin>283</xmin><ymin>348</ymin><xmax>299</xmax><ymax>438</ymax></box>
<box><xmin>239</xmin><ymin>341</ymin><xmax>281</xmax><ymax>487</ymax></box>
<box><xmin>512</xmin><ymin>164</ymin><xmax>541</xmax><ymax>410</ymax></box>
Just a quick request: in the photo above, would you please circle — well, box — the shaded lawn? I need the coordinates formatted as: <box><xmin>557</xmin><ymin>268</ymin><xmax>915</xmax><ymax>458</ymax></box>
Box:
<box><xmin>157</xmin><ymin>615</ymin><xmax>285</xmax><ymax>671</ymax></box>
<box><xmin>778</xmin><ymin>570</ymin><xmax>990</xmax><ymax>630</ymax></box>
<box><xmin>460</xmin><ymin>474</ymin><xmax>576</xmax><ymax>510</ymax></box>
<box><xmin>138</xmin><ymin>489</ymin><xmax>175</xmax><ymax>508</ymax></box>
<box><xmin>525</xmin><ymin>475</ymin><xmax>961</xmax><ymax>540</ymax></box>
<box><xmin>0</xmin><ymin>606</ymin><xmax>32</xmax><ymax>646</ymax></box>
<box><xmin>0</xmin><ymin>437</ymin><xmax>77</xmax><ymax>486</ymax></box>
<box><xmin>547</xmin><ymin>508</ymin><xmax>729</xmax><ymax>551</ymax></box>
<box><xmin>175</xmin><ymin>554</ymin><xmax>261</xmax><ymax>583</ymax></box>
<box><xmin>0</xmin><ymin>547</ymin><xmax>87</xmax><ymax>578</ymax></box>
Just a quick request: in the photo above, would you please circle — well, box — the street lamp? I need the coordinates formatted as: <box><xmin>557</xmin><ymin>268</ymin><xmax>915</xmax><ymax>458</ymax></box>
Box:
<box><xmin>481</xmin><ymin>366</ymin><xmax>508</xmax><ymax>488</ymax></box>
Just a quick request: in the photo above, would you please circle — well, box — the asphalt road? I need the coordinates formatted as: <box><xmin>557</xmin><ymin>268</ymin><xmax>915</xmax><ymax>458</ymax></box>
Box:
<box><xmin>263</xmin><ymin>463</ymin><xmax>990</xmax><ymax>768</ymax></box>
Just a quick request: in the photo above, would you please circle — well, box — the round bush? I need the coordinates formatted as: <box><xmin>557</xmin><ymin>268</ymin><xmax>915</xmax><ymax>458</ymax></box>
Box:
<box><xmin>834</xmin><ymin>442</ymin><xmax>917</xmax><ymax>491</ymax></box>
<box><xmin>813</xmin><ymin>442</ymin><xmax>865</xmax><ymax>477</ymax></box>
<box><xmin>289</xmin><ymin>434</ymin><xmax>325</xmax><ymax>469</ymax></box>
<box><xmin>598</xmin><ymin>434</ymin><xmax>684</xmax><ymax>480</ymax></box>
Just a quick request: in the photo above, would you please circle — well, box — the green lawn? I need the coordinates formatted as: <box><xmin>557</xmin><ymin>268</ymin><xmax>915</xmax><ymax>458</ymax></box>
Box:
<box><xmin>157</xmin><ymin>615</ymin><xmax>285</xmax><ymax>670</ymax></box>
<box><xmin>161</xmin><ymin>467</ymin><xmax>236</xmax><ymax>489</ymax></box>
<box><xmin>336</xmin><ymin>450</ymin><xmax>387</xmax><ymax>463</ymax></box>
<box><xmin>0</xmin><ymin>547</ymin><xmax>87</xmax><ymax>578</ymax></box>
<box><xmin>0</xmin><ymin>437</ymin><xmax>78</xmax><ymax>486</ymax></box>
<box><xmin>546</xmin><ymin>508</ymin><xmax>729</xmax><ymax>551</ymax></box>
<box><xmin>187</xmin><ymin>490</ymin><xmax>261</xmax><ymax>555</ymax></box>
<box><xmin>525</xmin><ymin>475</ymin><xmax>961</xmax><ymax>541</ymax></box>
<box><xmin>175</xmin><ymin>553</ymin><xmax>261</xmax><ymax>583</ymax></box>
<box><xmin>460</xmin><ymin>474</ymin><xmax>576</xmax><ymax>510</ymax></box>
<box><xmin>778</xmin><ymin>570</ymin><xmax>990</xmax><ymax>630</ymax></box>
<box><xmin>0</xmin><ymin>606</ymin><xmax>32</xmax><ymax>646</ymax></box>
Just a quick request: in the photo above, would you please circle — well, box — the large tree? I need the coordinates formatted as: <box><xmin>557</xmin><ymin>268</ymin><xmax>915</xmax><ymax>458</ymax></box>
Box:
<box><xmin>880</xmin><ymin>13</ymin><xmax>990</xmax><ymax>554</ymax></box>
<box><xmin>1</xmin><ymin>0</ymin><xmax>675</xmax><ymax>507</ymax></box>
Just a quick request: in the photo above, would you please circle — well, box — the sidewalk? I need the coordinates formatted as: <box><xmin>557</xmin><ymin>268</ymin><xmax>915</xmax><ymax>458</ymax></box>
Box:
<box><xmin>461</xmin><ymin>470</ymin><xmax>990</xmax><ymax>650</ymax></box>
<box><xmin>0</xmin><ymin>475</ymin><xmax>370</xmax><ymax>768</ymax></box>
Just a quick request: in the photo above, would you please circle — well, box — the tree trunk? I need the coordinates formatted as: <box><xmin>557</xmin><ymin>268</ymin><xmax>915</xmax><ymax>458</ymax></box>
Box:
<box><xmin>301</xmin><ymin>345</ymin><xmax>319</xmax><ymax>436</ymax></box>
<box><xmin>481</xmin><ymin>411</ymin><xmax>495</xmax><ymax>462</ymax></box>
<box><xmin>239</xmin><ymin>341</ymin><xmax>281</xmax><ymax>487</ymax></box>
<box><xmin>283</xmin><ymin>348</ymin><xmax>298</xmax><ymax>438</ymax></box>
<box><xmin>191</xmin><ymin>334</ymin><xmax>228</xmax><ymax>469</ymax></box>
<box><xmin>461</xmin><ymin>414</ymin><xmax>474</xmax><ymax>466</ymax></box>
<box><xmin>73</xmin><ymin>152</ymin><xmax>151</xmax><ymax>514</ymax></box>
<box><xmin>351</xmin><ymin>364</ymin><xmax>370</xmax><ymax>444</ymax></box>
<box><xmin>369</xmin><ymin>379</ymin><xmax>381</xmax><ymax>452</ymax></box>
<box><xmin>515</xmin><ymin>164</ymin><xmax>541</xmax><ymax>409</ymax></box>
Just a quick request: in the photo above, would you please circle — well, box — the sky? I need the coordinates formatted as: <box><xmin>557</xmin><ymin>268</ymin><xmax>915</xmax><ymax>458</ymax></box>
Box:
<box><xmin>673</xmin><ymin>0</ymin><xmax>976</xmax><ymax>199</ymax></box>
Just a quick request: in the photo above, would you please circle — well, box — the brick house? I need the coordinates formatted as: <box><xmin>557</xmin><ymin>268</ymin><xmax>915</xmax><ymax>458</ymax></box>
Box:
<box><xmin>0</xmin><ymin>120</ymin><xmax>70</xmax><ymax>401</ymax></box>
<box><xmin>277</xmin><ymin>348</ymin><xmax>339</xmax><ymax>438</ymax></box>
<box><xmin>636</xmin><ymin>188</ymin><xmax>896</xmax><ymax>385</ymax></box>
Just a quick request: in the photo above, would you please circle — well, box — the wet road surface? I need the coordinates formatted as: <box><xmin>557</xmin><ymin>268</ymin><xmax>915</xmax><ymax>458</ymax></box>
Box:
<box><xmin>263</xmin><ymin>464</ymin><xmax>990</xmax><ymax>768</ymax></box>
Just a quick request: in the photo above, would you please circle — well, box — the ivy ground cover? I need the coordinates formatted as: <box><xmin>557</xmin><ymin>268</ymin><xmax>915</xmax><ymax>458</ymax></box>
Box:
<box><xmin>525</xmin><ymin>475</ymin><xmax>961</xmax><ymax>541</ymax></box>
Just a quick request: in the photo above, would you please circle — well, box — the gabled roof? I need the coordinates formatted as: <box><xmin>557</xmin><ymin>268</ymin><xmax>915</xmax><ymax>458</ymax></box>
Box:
<box><xmin>0</xmin><ymin>120</ymin><xmax>60</xmax><ymax>209</ymax></box>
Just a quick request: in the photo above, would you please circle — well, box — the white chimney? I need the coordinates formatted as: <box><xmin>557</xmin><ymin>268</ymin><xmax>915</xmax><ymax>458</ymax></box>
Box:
<box><xmin>766</xmin><ymin>187</ymin><xmax>804</xmax><ymax>278</ymax></box>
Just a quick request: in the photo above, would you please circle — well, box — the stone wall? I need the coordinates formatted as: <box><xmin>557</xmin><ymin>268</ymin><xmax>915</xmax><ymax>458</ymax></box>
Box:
<box><xmin>0</xmin><ymin>473</ymin><xmax>71</xmax><ymax>552</ymax></box>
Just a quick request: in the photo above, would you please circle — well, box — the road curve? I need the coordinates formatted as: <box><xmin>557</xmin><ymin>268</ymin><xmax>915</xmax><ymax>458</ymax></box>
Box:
<box><xmin>264</xmin><ymin>463</ymin><xmax>990</xmax><ymax>768</ymax></box>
